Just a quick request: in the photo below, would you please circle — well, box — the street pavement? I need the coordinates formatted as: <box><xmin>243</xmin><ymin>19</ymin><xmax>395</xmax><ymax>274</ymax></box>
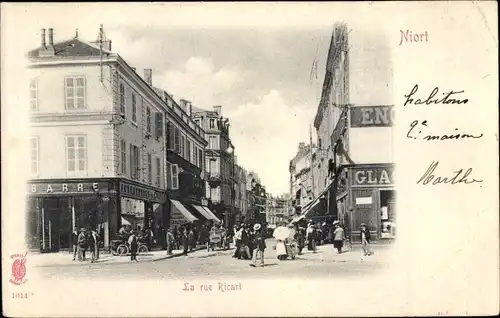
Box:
<box><xmin>35</xmin><ymin>239</ymin><xmax>393</xmax><ymax>280</ymax></box>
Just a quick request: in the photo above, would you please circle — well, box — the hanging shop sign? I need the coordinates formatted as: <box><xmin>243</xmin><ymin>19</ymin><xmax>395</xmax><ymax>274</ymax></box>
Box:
<box><xmin>351</xmin><ymin>166</ymin><xmax>395</xmax><ymax>186</ymax></box>
<box><xmin>350</xmin><ymin>106</ymin><xmax>395</xmax><ymax>128</ymax></box>
<box><xmin>28</xmin><ymin>180</ymin><xmax>112</xmax><ymax>195</ymax></box>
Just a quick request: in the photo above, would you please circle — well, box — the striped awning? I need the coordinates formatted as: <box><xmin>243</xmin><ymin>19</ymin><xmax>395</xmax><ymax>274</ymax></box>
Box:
<box><xmin>171</xmin><ymin>199</ymin><xmax>198</xmax><ymax>223</ymax></box>
<box><xmin>192</xmin><ymin>205</ymin><xmax>217</xmax><ymax>222</ymax></box>
<box><xmin>202</xmin><ymin>207</ymin><xmax>222</xmax><ymax>224</ymax></box>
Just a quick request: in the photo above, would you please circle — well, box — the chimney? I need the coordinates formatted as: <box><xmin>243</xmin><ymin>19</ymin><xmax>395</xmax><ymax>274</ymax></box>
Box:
<box><xmin>179</xmin><ymin>99</ymin><xmax>187</xmax><ymax>112</ymax></box>
<box><xmin>144</xmin><ymin>69</ymin><xmax>152</xmax><ymax>86</ymax></box>
<box><xmin>41</xmin><ymin>28</ymin><xmax>46</xmax><ymax>47</ymax></box>
<box><xmin>213</xmin><ymin>105</ymin><xmax>222</xmax><ymax>115</ymax></box>
<box><xmin>187</xmin><ymin>101</ymin><xmax>192</xmax><ymax>117</ymax></box>
<box><xmin>48</xmin><ymin>28</ymin><xmax>54</xmax><ymax>46</ymax></box>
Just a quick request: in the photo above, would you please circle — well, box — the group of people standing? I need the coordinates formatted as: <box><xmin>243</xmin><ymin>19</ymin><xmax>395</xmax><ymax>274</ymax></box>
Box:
<box><xmin>72</xmin><ymin>227</ymin><xmax>100</xmax><ymax>263</ymax></box>
<box><xmin>232</xmin><ymin>223</ymin><xmax>267</xmax><ymax>267</ymax></box>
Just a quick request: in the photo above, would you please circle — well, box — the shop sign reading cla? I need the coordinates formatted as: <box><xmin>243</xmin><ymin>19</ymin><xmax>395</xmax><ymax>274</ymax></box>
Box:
<box><xmin>353</xmin><ymin>167</ymin><xmax>395</xmax><ymax>186</ymax></box>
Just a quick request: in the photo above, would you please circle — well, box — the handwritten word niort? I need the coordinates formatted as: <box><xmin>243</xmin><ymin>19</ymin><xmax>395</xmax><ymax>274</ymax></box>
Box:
<box><xmin>406</xmin><ymin>120</ymin><xmax>483</xmax><ymax>141</ymax></box>
<box><xmin>403</xmin><ymin>84</ymin><xmax>469</xmax><ymax>107</ymax></box>
<box><xmin>183</xmin><ymin>282</ymin><xmax>243</xmax><ymax>292</ymax></box>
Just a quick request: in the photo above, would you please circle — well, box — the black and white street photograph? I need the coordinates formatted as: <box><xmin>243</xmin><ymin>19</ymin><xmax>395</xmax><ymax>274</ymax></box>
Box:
<box><xmin>2</xmin><ymin>2</ymin><xmax>498</xmax><ymax>317</ymax></box>
<box><xmin>22</xmin><ymin>16</ymin><xmax>395</xmax><ymax>280</ymax></box>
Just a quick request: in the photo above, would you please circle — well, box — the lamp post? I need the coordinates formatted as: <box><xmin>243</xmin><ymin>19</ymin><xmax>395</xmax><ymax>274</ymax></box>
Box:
<box><xmin>225</xmin><ymin>146</ymin><xmax>234</xmax><ymax>228</ymax></box>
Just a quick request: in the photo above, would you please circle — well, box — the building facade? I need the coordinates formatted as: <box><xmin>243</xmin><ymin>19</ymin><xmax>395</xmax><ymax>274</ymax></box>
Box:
<box><xmin>191</xmin><ymin>106</ymin><xmax>236</xmax><ymax>228</ymax></box>
<box><xmin>308</xmin><ymin>22</ymin><xmax>395</xmax><ymax>242</ymax></box>
<box><xmin>26</xmin><ymin>28</ymin><xmax>170</xmax><ymax>252</ymax></box>
<box><xmin>233</xmin><ymin>163</ymin><xmax>248</xmax><ymax>224</ymax></box>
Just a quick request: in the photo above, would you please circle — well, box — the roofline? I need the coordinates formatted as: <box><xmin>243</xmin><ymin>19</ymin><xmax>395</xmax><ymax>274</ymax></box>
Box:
<box><xmin>116</xmin><ymin>54</ymin><xmax>208</xmax><ymax>146</ymax></box>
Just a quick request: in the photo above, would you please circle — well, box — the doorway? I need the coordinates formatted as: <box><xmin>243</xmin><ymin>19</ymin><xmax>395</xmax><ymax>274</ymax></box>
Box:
<box><xmin>41</xmin><ymin>197</ymin><xmax>71</xmax><ymax>252</ymax></box>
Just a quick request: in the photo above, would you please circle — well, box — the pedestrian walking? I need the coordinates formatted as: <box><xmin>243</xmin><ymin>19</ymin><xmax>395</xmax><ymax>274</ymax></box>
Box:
<box><xmin>90</xmin><ymin>229</ymin><xmax>99</xmax><ymax>263</ymax></box>
<box><xmin>77</xmin><ymin>228</ymin><xmax>87</xmax><ymax>261</ymax></box>
<box><xmin>128</xmin><ymin>232</ymin><xmax>139</xmax><ymax>262</ymax></box>
<box><xmin>306</xmin><ymin>222</ymin><xmax>317</xmax><ymax>252</ymax></box>
<box><xmin>250</xmin><ymin>224</ymin><xmax>266</xmax><ymax>267</ymax></box>
<box><xmin>188</xmin><ymin>228</ymin><xmax>195</xmax><ymax>252</ymax></box>
<box><xmin>239</xmin><ymin>226</ymin><xmax>252</xmax><ymax>260</ymax></box>
<box><xmin>182</xmin><ymin>228</ymin><xmax>189</xmax><ymax>255</ymax></box>
<box><xmin>332</xmin><ymin>221</ymin><xmax>345</xmax><ymax>254</ymax></box>
<box><xmin>165</xmin><ymin>228</ymin><xmax>174</xmax><ymax>255</ymax></box>
<box><xmin>360</xmin><ymin>223</ymin><xmax>373</xmax><ymax>256</ymax></box>
<box><xmin>71</xmin><ymin>229</ymin><xmax>78</xmax><ymax>261</ymax></box>
<box><xmin>294</xmin><ymin>224</ymin><xmax>305</xmax><ymax>255</ymax></box>
<box><xmin>232</xmin><ymin>225</ymin><xmax>243</xmax><ymax>258</ymax></box>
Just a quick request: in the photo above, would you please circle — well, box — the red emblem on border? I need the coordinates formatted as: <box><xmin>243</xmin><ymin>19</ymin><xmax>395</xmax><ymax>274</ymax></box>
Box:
<box><xmin>10</xmin><ymin>252</ymin><xmax>28</xmax><ymax>285</ymax></box>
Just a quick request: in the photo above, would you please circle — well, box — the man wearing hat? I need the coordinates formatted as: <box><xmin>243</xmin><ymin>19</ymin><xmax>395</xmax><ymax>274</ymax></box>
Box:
<box><xmin>250</xmin><ymin>223</ymin><xmax>266</xmax><ymax>267</ymax></box>
<box><xmin>332</xmin><ymin>221</ymin><xmax>345</xmax><ymax>254</ymax></box>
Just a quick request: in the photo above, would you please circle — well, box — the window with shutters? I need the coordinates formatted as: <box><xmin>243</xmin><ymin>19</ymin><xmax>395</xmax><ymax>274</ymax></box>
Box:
<box><xmin>156</xmin><ymin>157</ymin><xmax>161</xmax><ymax>186</ymax></box>
<box><xmin>130</xmin><ymin>144</ymin><xmax>140</xmax><ymax>180</ymax></box>
<box><xmin>131</xmin><ymin>94</ymin><xmax>137</xmax><ymax>123</ymax></box>
<box><xmin>147</xmin><ymin>153</ymin><xmax>152</xmax><ymax>184</ymax></box>
<box><xmin>166</xmin><ymin>122</ymin><xmax>174</xmax><ymax>150</ymax></box>
<box><xmin>66</xmin><ymin>135</ymin><xmax>87</xmax><ymax>175</ymax></box>
<box><xmin>198</xmin><ymin>148</ymin><xmax>203</xmax><ymax>169</ymax></box>
<box><xmin>193</xmin><ymin>146</ymin><xmax>198</xmax><ymax>166</ymax></box>
<box><xmin>119</xmin><ymin>83</ymin><xmax>125</xmax><ymax>115</ymax></box>
<box><xmin>187</xmin><ymin>140</ymin><xmax>192</xmax><ymax>163</ymax></box>
<box><xmin>120</xmin><ymin>139</ymin><xmax>127</xmax><ymax>175</ymax></box>
<box><xmin>65</xmin><ymin>77</ymin><xmax>86</xmax><ymax>110</ymax></box>
<box><xmin>155</xmin><ymin>112</ymin><xmax>164</xmax><ymax>139</ymax></box>
<box><xmin>30</xmin><ymin>136</ymin><xmax>39</xmax><ymax>176</ymax></box>
<box><xmin>170</xmin><ymin>164</ymin><xmax>179</xmax><ymax>190</ymax></box>
<box><xmin>174</xmin><ymin>127</ymin><xmax>181</xmax><ymax>154</ymax></box>
<box><xmin>209</xmin><ymin>119</ymin><xmax>215</xmax><ymax>129</ymax></box>
<box><xmin>30</xmin><ymin>79</ymin><xmax>38</xmax><ymax>111</ymax></box>
<box><xmin>146</xmin><ymin>107</ymin><xmax>152</xmax><ymax>134</ymax></box>
<box><xmin>180</xmin><ymin>135</ymin><xmax>185</xmax><ymax>159</ymax></box>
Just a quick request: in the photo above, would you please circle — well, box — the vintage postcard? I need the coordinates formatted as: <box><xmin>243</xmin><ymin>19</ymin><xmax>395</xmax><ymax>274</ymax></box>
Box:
<box><xmin>1</xmin><ymin>2</ymin><xmax>498</xmax><ymax>317</ymax></box>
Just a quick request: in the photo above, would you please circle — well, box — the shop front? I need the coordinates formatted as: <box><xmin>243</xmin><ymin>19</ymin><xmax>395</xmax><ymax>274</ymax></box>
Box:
<box><xmin>346</xmin><ymin>163</ymin><xmax>396</xmax><ymax>242</ymax></box>
<box><xmin>26</xmin><ymin>178</ymin><xmax>168</xmax><ymax>253</ymax></box>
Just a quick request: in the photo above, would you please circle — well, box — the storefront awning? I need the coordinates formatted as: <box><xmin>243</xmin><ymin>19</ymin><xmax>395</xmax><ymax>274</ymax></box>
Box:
<box><xmin>192</xmin><ymin>205</ymin><xmax>219</xmax><ymax>223</ymax></box>
<box><xmin>290</xmin><ymin>177</ymin><xmax>336</xmax><ymax>225</ymax></box>
<box><xmin>121</xmin><ymin>217</ymin><xmax>131</xmax><ymax>226</ymax></box>
<box><xmin>171</xmin><ymin>199</ymin><xmax>198</xmax><ymax>223</ymax></box>
<box><xmin>202</xmin><ymin>207</ymin><xmax>222</xmax><ymax>224</ymax></box>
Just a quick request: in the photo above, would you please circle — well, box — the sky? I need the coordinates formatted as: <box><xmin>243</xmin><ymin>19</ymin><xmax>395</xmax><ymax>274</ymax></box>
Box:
<box><xmin>107</xmin><ymin>27</ymin><xmax>331</xmax><ymax>195</ymax></box>
<box><xmin>4</xmin><ymin>3</ymin><xmax>391</xmax><ymax>195</ymax></box>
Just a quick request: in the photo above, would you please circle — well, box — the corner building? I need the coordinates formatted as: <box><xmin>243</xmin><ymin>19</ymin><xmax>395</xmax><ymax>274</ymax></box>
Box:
<box><xmin>25</xmin><ymin>28</ymin><xmax>170</xmax><ymax>252</ymax></box>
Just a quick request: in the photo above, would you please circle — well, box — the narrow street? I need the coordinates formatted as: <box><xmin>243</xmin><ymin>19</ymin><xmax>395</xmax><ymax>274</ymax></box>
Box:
<box><xmin>37</xmin><ymin>239</ymin><xmax>391</xmax><ymax>280</ymax></box>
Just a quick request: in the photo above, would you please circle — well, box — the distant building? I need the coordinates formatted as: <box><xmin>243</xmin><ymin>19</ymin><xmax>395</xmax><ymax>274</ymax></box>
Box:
<box><xmin>191</xmin><ymin>106</ymin><xmax>237</xmax><ymax>228</ymax></box>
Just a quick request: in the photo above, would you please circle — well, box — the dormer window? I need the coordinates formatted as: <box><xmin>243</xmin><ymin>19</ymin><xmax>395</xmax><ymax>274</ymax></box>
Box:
<box><xmin>209</xmin><ymin>119</ymin><xmax>215</xmax><ymax>129</ymax></box>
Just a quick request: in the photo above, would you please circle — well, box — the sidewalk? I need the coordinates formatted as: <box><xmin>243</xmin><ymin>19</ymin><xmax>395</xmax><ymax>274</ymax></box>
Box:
<box><xmin>296</xmin><ymin>243</ymin><xmax>392</xmax><ymax>263</ymax></box>
<box><xmin>31</xmin><ymin>245</ymin><xmax>208</xmax><ymax>268</ymax></box>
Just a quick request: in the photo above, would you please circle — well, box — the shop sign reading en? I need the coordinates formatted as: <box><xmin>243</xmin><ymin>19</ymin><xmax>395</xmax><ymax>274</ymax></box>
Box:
<box><xmin>350</xmin><ymin>106</ymin><xmax>395</xmax><ymax>128</ymax></box>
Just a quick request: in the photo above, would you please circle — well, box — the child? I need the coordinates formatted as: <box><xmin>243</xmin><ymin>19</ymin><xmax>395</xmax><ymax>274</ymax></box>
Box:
<box><xmin>360</xmin><ymin>223</ymin><xmax>373</xmax><ymax>256</ymax></box>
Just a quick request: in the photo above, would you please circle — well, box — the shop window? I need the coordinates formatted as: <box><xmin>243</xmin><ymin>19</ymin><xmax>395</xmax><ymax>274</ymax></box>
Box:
<box><xmin>65</xmin><ymin>77</ymin><xmax>86</xmax><ymax>110</ymax></box>
<box><xmin>66</xmin><ymin>135</ymin><xmax>87</xmax><ymax>175</ymax></box>
<box><xmin>30</xmin><ymin>78</ymin><xmax>38</xmax><ymax>111</ymax></box>
<box><xmin>25</xmin><ymin>198</ymin><xmax>40</xmax><ymax>250</ymax></box>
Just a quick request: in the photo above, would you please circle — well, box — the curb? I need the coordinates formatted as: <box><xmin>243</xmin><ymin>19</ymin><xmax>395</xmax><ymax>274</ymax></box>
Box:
<box><xmin>33</xmin><ymin>246</ymin><xmax>209</xmax><ymax>268</ymax></box>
